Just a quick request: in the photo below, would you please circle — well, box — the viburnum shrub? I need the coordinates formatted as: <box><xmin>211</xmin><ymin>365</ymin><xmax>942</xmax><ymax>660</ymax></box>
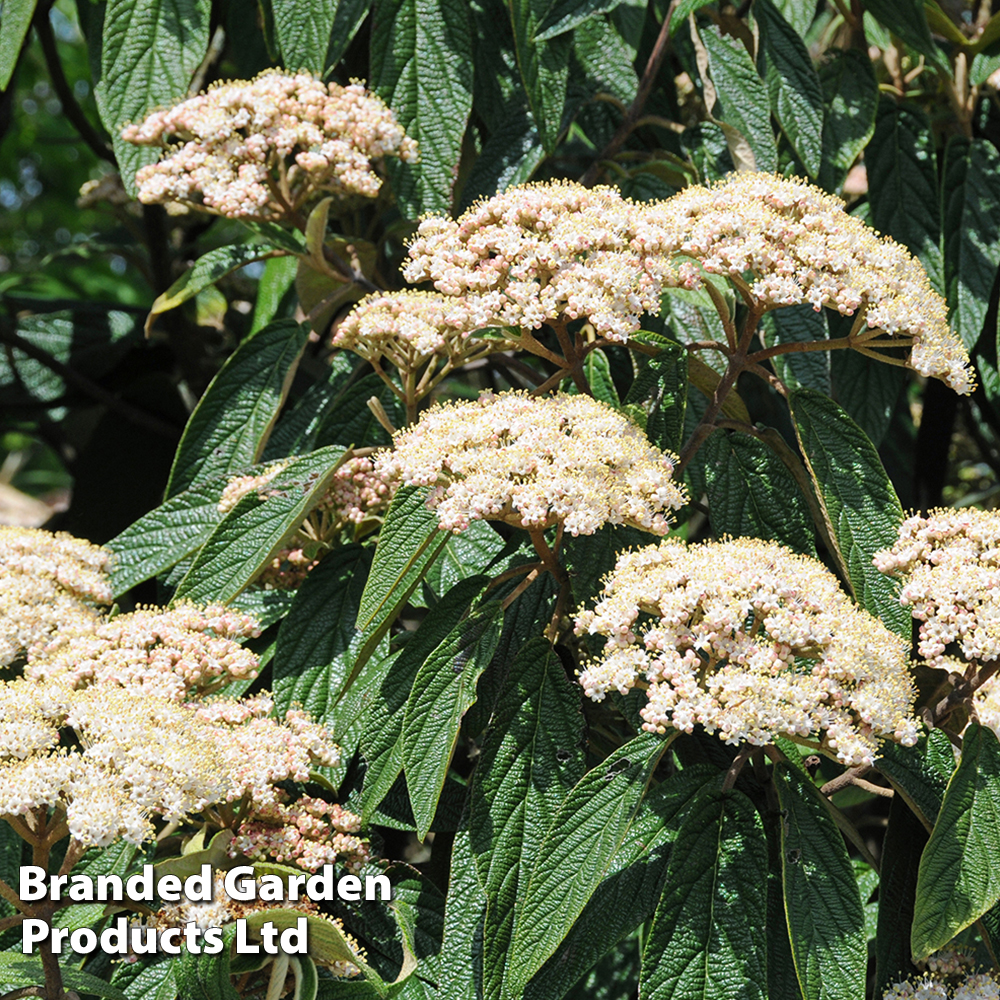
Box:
<box><xmin>4</xmin><ymin>1</ymin><xmax>1000</xmax><ymax>998</ymax></box>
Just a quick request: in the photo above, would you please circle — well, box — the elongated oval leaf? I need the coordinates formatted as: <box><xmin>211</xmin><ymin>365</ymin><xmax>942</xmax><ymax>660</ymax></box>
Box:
<box><xmin>507</xmin><ymin>731</ymin><xmax>674</xmax><ymax>998</ymax></box>
<box><xmin>369</xmin><ymin>0</ymin><xmax>473</xmax><ymax>215</ymax></box>
<box><xmin>818</xmin><ymin>49</ymin><xmax>877</xmax><ymax>190</ymax></box>
<box><xmin>95</xmin><ymin>0</ymin><xmax>211</xmax><ymax>193</ymax></box>
<box><xmin>789</xmin><ymin>388</ymin><xmax>909</xmax><ymax>636</ymax></box>
<box><xmin>774</xmin><ymin>763</ymin><xmax>866</xmax><ymax>1000</ymax></box>
<box><xmin>912</xmin><ymin>723</ymin><xmax>1000</xmax><ymax>959</ymax></box>
<box><xmin>402</xmin><ymin>600</ymin><xmax>503</xmax><ymax>839</ymax></box>
<box><xmin>174</xmin><ymin>445</ymin><xmax>346</xmax><ymax>604</ymax></box>
<box><xmin>639</xmin><ymin>784</ymin><xmax>768</xmax><ymax>1000</ymax></box>
<box><xmin>0</xmin><ymin>0</ymin><xmax>37</xmax><ymax>90</ymax></box>
<box><xmin>166</xmin><ymin>320</ymin><xmax>309</xmax><ymax>498</ymax></box>
<box><xmin>755</xmin><ymin>0</ymin><xmax>823</xmax><ymax>177</ymax></box>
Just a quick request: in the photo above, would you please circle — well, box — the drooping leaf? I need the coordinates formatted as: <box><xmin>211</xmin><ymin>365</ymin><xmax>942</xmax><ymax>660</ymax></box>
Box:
<box><xmin>147</xmin><ymin>245</ymin><xmax>281</xmax><ymax>332</ymax></box>
<box><xmin>774</xmin><ymin>763</ymin><xmax>866</xmax><ymax>1000</ymax></box>
<box><xmin>369</xmin><ymin>0</ymin><xmax>473</xmax><ymax>215</ymax></box>
<box><xmin>942</xmin><ymin>136</ymin><xmax>1000</xmax><ymax>350</ymax></box>
<box><xmin>699</xmin><ymin>23</ymin><xmax>777</xmax><ymax>173</ymax></box>
<box><xmin>789</xmin><ymin>388</ymin><xmax>909</xmax><ymax>636</ymax></box>
<box><xmin>95</xmin><ymin>0</ymin><xmax>212</xmax><ymax>193</ymax></box>
<box><xmin>639</xmin><ymin>785</ymin><xmax>768</xmax><ymax>1000</ymax></box>
<box><xmin>508</xmin><ymin>0</ymin><xmax>573</xmax><ymax>151</ymax></box>
<box><xmin>173</xmin><ymin>446</ymin><xmax>346</xmax><ymax>604</ymax></box>
<box><xmin>166</xmin><ymin>320</ymin><xmax>309</xmax><ymax>498</ymax></box>
<box><xmin>506</xmin><ymin>732</ymin><xmax>674</xmax><ymax>998</ymax></box>
<box><xmin>912</xmin><ymin>723</ymin><xmax>1000</xmax><ymax>959</ymax></box>
<box><xmin>866</xmin><ymin>100</ymin><xmax>943</xmax><ymax>293</ymax></box>
<box><xmin>703</xmin><ymin>429</ymin><xmax>816</xmax><ymax>556</ymax></box>
<box><xmin>755</xmin><ymin>0</ymin><xmax>823</xmax><ymax>177</ymax></box>
<box><xmin>469</xmin><ymin>639</ymin><xmax>586</xmax><ymax>1000</ymax></box>
<box><xmin>402</xmin><ymin>601</ymin><xmax>503</xmax><ymax>839</ymax></box>
<box><xmin>817</xmin><ymin>49</ymin><xmax>878</xmax><ymax>190</ymax></box>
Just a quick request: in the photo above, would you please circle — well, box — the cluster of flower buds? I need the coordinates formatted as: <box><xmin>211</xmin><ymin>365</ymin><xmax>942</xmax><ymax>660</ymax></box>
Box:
<box><xmin>123</xmin><ymin>71</ymin><xmax>417</xmax><ymax>221</ymax></box>
<box><xmin>576</xmin><ymin>537</ymin><xmax>920</xmax><ymax>766</ymax></box>
<box><xmin>883</xmin><ymin>971</ymin><xmax>1000</xmax><ymax>999</ymax></box>
<box><xmin>376</xmin><ymin>390</ymin><xmax>687</xmax><ymax>537</ymax></box>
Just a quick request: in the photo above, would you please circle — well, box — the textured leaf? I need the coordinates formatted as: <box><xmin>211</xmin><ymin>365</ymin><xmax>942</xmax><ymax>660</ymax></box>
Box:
<box><xmin>703</xmin><ymin>430</ymin><xmax>816</xmax><ymax>556</ymax></box>
<box><xmin>469</xmin><ymin>639</ymin><xmax>586</xmax><ymax>1000</ymax></box>
<box><xmin>113</xmin><ymin>959</ymin><xmax>178</xmax><ymax>1000</ymax></box>
<box><xmin>436</xmin><ymin>830</ymin><xmax>486</xmax><ymax>999</ymax></box>
<box><xmin>789</xmin><ymin>389</ymin><xmax>909</xmax><ymax>636</ymax></box>
<box><xmin>273</xmin><ymin>0</ymin><xmax>336</xmax><ymax>72</ymax></box>
<box><xmin>0</xmin><ymin>954</ymin><xmax>127</xmax><ymax>999</ymax></box>
<box><xmin>507</xmin><ymin>732</ymin><xmax>674</xmax><ymax>997</ymax></box>
<box><xmin>0</xmin><ymin>0</ymin><xmax>37</xmax><ymax>90</ymax></box>
<box><xmin>565</xmin><ymin>523</ymin><xmax>651</xmax><ymax>607</ymax></box>
<box><xmin>526</xmin><ymin>765</ymin><xmax>718</xmax><ymax>1000</ymax></box>
<box><xmin>0</xmin><ymin>307</ymin><xmax>142</xmax><ymax>406</ymax></box>
<box><xmin>625</xmin><ymin>338</ymin><xmax>687</xmax><ymax>454</ymax></box>
<box><xmin>864</xmin><ymin>0</ymin><xmax>950</xmax><ymax>72</ymax></box>
<box><xmin>360</xmin><ymin>576</ymin><xmax>489</xmax><ymax>819</ymax></box>
<box><xmin>148</xmin><ymin>245</ymin><xmax>280</xmax><ymax>330</ymax></box>
<box><xmin>166</xmin><ymin>320</ymin><xmax>309</xmax><ymax>497</ymax></box>
<box><xmin>699</xmin><ymin>24</ymin><xmax>777</xmax><ymax>173</ymax></box>
<box><xmin>174</xmin><ymin>446</ymin><xmax>346</xmax><ymax>604</ymax></box>
<box><xmin>876</xmin><ymin>729</ymin><xmax>955</xmax><ymax>829</ymax></box>
<box><xmin>639</xmin><ymin>785</ymin><xmax>767</xmax><ymax>1000</ymax></box>
<box><xmin>830</xmin><ymin>345</ymin><xmax>905</xmax><ymax>447</ymax></box>
<box><xmin>421</xmin><ymin>520</ymin><xmax>506</xmax><ymax>604</ymax></box>
<box><xmin>774</xmin><ymin>763</ymin><xmax>866</xmax><ymax>1000</ymax></box>
<box><xmin>250</xmin><ymin>253</ymin><xmax>299</xmax><ymax>335</ymax></box>
<box><xmin>402</xmin><ymin>601</ymin><xmax>503</xmax><ymax>839</ymax></box>
<box><xmin>818</xmin><ymin>50</ymin><xmax>878</xmax><ymax>190</ymax></box>
<box><xmin>95</xmin><ymin>0</ymin><xmax>211</xmax><ymax>194</ymax></box>
<box><xmin>566</xmin><ymin>348</ymin><xmax>620</xmax><ymax>407</ymax></box>
<box><xmin>755</xmin><ymin>0</ymin><xmax>823</xmax><ymax>177</ymax></box>
<box><xmin>107</xmin><ymin>476</ymin><xmax>231</xmax><ymax>596</ymax></box>
<box><xmin>912</xmin><ymin>723</ymin><xmax>1000</xmax><ymax>959</ymax></box>
<box><xmin>866</xmin><ymin>100</ymin><xmax>943</xmax><ymax>293</ymax></box>
<box><xmin>942</xmin><ymin>136</ymin><xmax>1000</xmax><ymax>350</ymax></box>
<box><xmin>315</xmin><ymin>371</ymin><xmax>403</xmax><ymax>450</ymax></box>
<box><xmin>326</xmin><ymin>0</ymin><xmax>375</xmax><ymax>68</ymax></box>
<box><xmin>874</xmin><ymin>795</ymin><xmax>926</xmax><ymax>990</ymax></box>
<box><xmin>535</xmin><ymin>0</ymin><xmax>631</xmax><ymax>39</ymax></box>
<box><xmin>273</xmin><ymin>545</ymin><xmax>372</xmax><ymax>724</ymax></box>
<box><xmin>509</xmin><ymin>0</ymin><xmax>572</xmax><ymax>151</ymax></box>
<box><xmin>761</xmin><ymin>305</ymin><xmax>830</xmax><ymax>394</ymax></box>
<box><xmin>369</xmin><ymin>0</ymin><xmax>473</xmax><ymax>215</ymax></box>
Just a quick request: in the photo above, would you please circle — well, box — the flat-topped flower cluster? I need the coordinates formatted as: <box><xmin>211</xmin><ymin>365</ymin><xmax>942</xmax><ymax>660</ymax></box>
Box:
<box><xmin>123</xmin><ymin>71</ymin><xmax>417</xmax><ymax>219</ymax></box>
<box><xmin>376</xmin><ymin>391</ymin><xmax>687</xmax><ymax>536</ymax></box>
<box><xmin>576</xmin><ymin>537</ymin><xmax>919</xmax><ymax>766</ymax></box>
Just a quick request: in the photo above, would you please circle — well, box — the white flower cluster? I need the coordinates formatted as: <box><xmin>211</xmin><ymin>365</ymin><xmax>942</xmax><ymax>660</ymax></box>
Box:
<box><xmin>638</xmin><ymin>173</ymin><xmax>971</xmax><ymax>393</ymax></box>
<box><xmin>404</xmin><ymin>180</ymin><xmax>675</xmax><ymax>342</ymax></box>
<box><xmin>884</xmin><ymin>972</ymin><xmax>1000</xmax><ymax>999</ymax></box>
<box><xmin>874</xmin><ymin>508</ymin><xmax>1000</xmax><ymax>667</ymax></box>
<box><xmin>123</xmin><ymin>71</ymin><xmax>417</xmax><ymax>220</ymax></box>
<box><xmin>0</xmin><ymin>526</ymin><xmax>111</xmax><ymax>667</ymax></box>
<box><xmin>375</xmin><ymin>390</ymin><xmax>687</xmax><ymax>536</ymax></box>
<box><xmin>576</xmin><ymin>537</ymin><xmax>919</xmax><ymax>765</ymax></box>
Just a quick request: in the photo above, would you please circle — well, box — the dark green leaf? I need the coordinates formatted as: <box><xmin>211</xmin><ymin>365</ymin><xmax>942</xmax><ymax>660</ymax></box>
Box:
<box><xmin>565</xmin><ymin>523</ymin><xmax>652</xmax><ymax>607</ymax></box>
<box><xmin>818</xmin><ymin>50</ymin><xmax>878</xmax><ymax>190</ymax></box>
<box><xmin>703</xmin><ymin>429</ymin><xmax>816</xmax><ymax>555</ymax></box>
<box><xmin>625</xmin><ymin>338</ymin><xmax>687</xmax><ymax>453</ymax></box>
<box><xmin>830</xmin><ymin>345</ymin><xmax>905</xmax><ymax>447</ymax></box>
<box><xmin>369</xmin><ymin>0</ymin><xmax>473</xmax><ymax>215</ymax></box>
<box><xmin>402</xmin><ymin>601</ymin><xmax>503</xmax><ymax>839</ymax></box>
<box><xmin>755</xmin><ymin>0</ymin><xmax>823</xmax><ymax>177</ymax></box>
<box><xmin>509</xmin><ymin>0</ymin><xmax>572</xmax><ymax>151</ymax></box>
<box><xmin>866</xmin><ymin>100</ymin><xmax>943</xmax><ymax>293</ymax></box>
<box><xmin>174</xmin><ymin>446</ymin><xmax>346</xmax><ymax>604</ymax></box>
<box><xmin>527</xmin><ymin>765</ymin><xmax>718</xmax><ymax>1000</ymax></box>
<box><xmin>316</xmin><ymin>371</ymin><xmax>403</xmax><ymax>450</ymax></box>
<box><xmin>536</xmin><ymin>0</ymin><xmax>633</xmax><ymax>40</ymax></box>
<box><xmin>699</xmin><ymin>24</ymin><xmax>777</xmax><ymax>173</ymax></box>
<box><xmin>95</xmin><ymin>0</ymin><xmax>211</xmax><ymax>193</ymax></box>
<box><xmin>864</xmin><ymin>0</ymin><xmax>950</xmax><ymax>72</ymax></box>
<box><xmin>469</xmin><ymin>639</ymin><xmax>586</xmax><ymax>1000</ymax></box>
<box><xmin>774</xmin><ymin>763</ymin><xmax>866</xmax><ymax>1000</ymax></box>
<box><xmin>942</xmin><ymin>136</ymin><xmax>1000</xmax><ymax>350</ymax></box>
<box><xmin>326</xmin><ymin>0</ymin><xmax>375</xmax><ymax>69</ymax></box>
<box><xmin>421</xmin><ymin>520</ymin><xmax>505</xmax><ymax>605</ymax></box>
<box><xmin>876</xmin><ymin>728</ymin><xmax>955</xmax><ymax>828</ymax></box>
<box><xmin>566</xmin><ymin>348</ymin><xmax>620</xmax><ymax>407</ymax></box>
<box><xmin>639</xmin><ymin>785</ymin><xmax>767</xmax><ymax>1000</ymax></box>
<box><xmin>113</xmin><ymin>958</ymin><xmax>178</xmax><ymax>1000</ymax></box>
<box><xmin>166</xmin><ymin>320</ymin><xmax>309</xmax><ymax>498</ymax></box>
<box><xmin>437</xmin><ymin>830</ymin><xmax>486</xmax><ymax>999</ymax></box>
<box><xmin>272</xmin><ymin>0</ymin><xmax>336</xmax><ymax>72</ymax></box>
<box><xmin>912</xmin><ymin>723</ymin><xmax>1000</xmax><ymax>958</ymax></box>
<box><xmin>507</xmin><ymin>732</ymin><xmax>674</xmax><ymax>996</ymax></box>
<box><xmin>0</xmin><ymin>0</ymin><xmax>37</xmax><ymax>90</ymax></box>
<box><xmin>789</xmin><ymin>388</ymin><xmax>909</xmax><ymax>636</ymax></box>
<box><xmin>761</xmin><ymin>305</ymin><xmax>830</xmax><ymax>394</ymax></box>
<box><xmin>0</xmin><ymin>954</ymin><xmax>128</xmax><ymax>999</ymax></box>
<box><xmin>669</xmin><ymin>0</ymin><xmax>716</xmax><ymax>34</ymax></box>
